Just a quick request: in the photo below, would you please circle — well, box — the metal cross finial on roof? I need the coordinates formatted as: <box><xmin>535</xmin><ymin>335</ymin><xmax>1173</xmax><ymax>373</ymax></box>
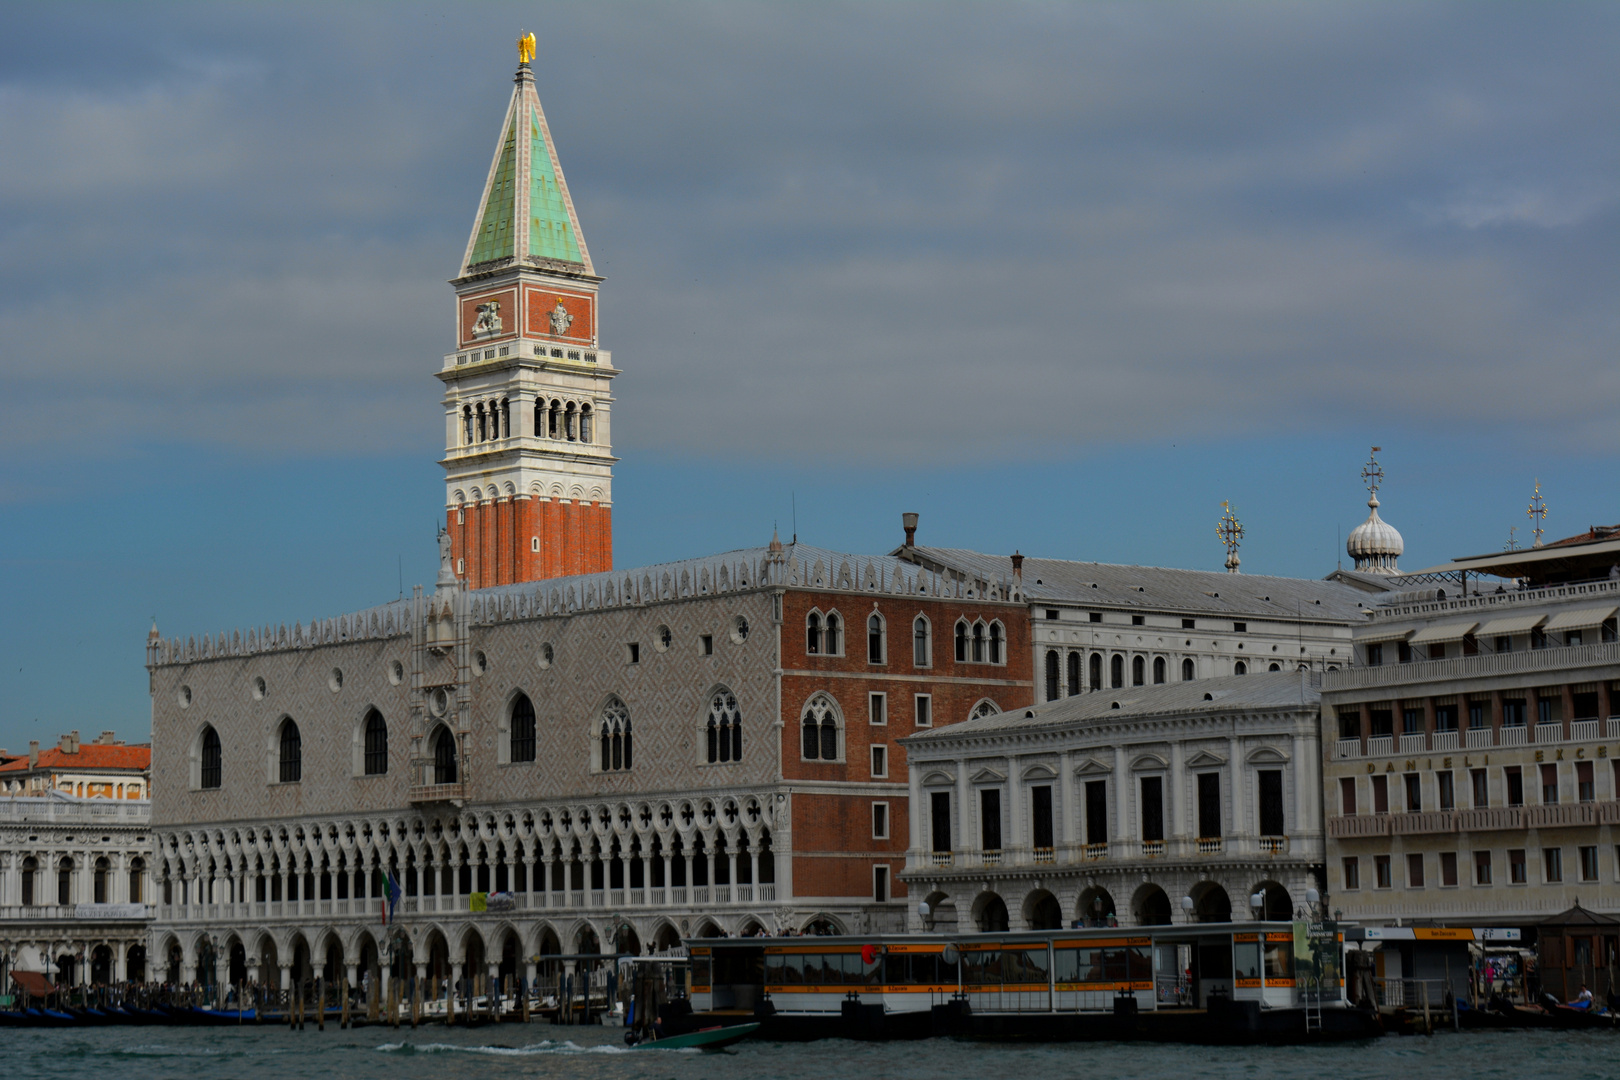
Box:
<box><xmin>1505</xmin><ymin>525</ymin><xmax>1520</xmax><ymax>552</ymax></box>
<box><xmin>1527</xmin><ymin>480</ymin><xmax>1548</xmax><ymax>549</ymax></box>
<box><xmin>1217</xmin><ymin>500</ymin><xmax>1244</xmax><ymax>573</ymax></box>
<box><xmin>1361</xmin><ymin>446</ymin><xmax>1384</xmax><ymax>502</ymax></box>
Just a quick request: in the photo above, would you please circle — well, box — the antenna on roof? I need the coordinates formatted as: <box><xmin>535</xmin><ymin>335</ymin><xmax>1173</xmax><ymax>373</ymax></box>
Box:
<box><xmin>791</xmin><ymin>492</ymin><xmax>797</xmax><ymax>544</ymax></box>
<box><xmin>398</xmin><ymin>554</ymin><xmax>404</xmax><ymax>600</ymax></box>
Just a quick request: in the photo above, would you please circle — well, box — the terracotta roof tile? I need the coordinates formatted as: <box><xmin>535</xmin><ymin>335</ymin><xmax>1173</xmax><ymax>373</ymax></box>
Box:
<box><xmin>0</xmin><ymin>744</ymin><xmax>150</xmax><ymax>773</ymax></box>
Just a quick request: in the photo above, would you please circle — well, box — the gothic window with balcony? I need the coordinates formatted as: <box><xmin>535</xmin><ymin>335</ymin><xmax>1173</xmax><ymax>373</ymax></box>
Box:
<box><xmin>510</xmin><ymin>693</ymin><xmax>536</xmax><ymax>763</ymax></box>
<box><xmin>707</xmin><ymin>689</ymin><xmax>742</xmax><ymax>764</ymax></box>
<box><xmin>599</xmin><ymin>698</ymin><xmax>632</xmax><ymax>771</ymax></box>
<box><xmin>433</xmin><ymin>726</ymin><xmax>458</xmax><ymax>784</ymax></box>
<box><xmin>278</xmin><ymin>718</ymin><xmax>302</xmax><ymax>783</ymax></box>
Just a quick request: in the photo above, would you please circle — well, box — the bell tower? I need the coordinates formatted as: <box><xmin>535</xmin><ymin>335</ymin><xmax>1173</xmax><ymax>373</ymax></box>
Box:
<box><xmin>439</xmin><ymin>36</ymin><xmax>616</xmax><ymax>587</ymax></box>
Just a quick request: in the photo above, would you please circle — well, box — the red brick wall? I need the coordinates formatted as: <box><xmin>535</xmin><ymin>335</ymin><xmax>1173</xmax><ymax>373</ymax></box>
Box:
<box><xmin>780</xmin><ymin>586</ymin><xmax>1032</xmax><ymax>900</ymax></box>
<box><xmin>449</xmin><ymin>497</ymin><xmax>612</xmax><ymax>586</ymax></box>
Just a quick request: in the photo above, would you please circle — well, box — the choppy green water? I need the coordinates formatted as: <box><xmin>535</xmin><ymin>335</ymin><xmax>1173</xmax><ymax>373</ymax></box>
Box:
<box><xmin>8</xmin><ymin>1025</ymin><xmax>1616</xmax><ymax>1080</ymax></box>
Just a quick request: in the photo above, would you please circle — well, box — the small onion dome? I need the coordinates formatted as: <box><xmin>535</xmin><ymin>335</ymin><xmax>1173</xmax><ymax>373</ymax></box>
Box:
<box><xmin>1347</xmin><ymin>494</ymin><xmax>1403</xmax><ymax>574</ymax></box>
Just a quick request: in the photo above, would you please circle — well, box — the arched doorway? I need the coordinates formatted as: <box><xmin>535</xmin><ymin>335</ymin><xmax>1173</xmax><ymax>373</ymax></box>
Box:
<box><xmin>165</xmin><ymin>939</ymin><xmax>183</xmax><ymax>984</ymax></box>
<box><xmin>1192</xmin><ymin>882</ymin><xmax>1232</xmax><ymax>923</ymax></box>
<box><xmin>1077</xmin><ymin>886</ymin><xmax>1116</xmax><ymax>927</ymax></box>
<box><xmin>228</xmin><ymin>939</ymin><xmax>247</xmax><ymax>986</ymax></box>
<box><xmin>1133</xmin><ymin>884</ymin><xmax>1173</xmax><ymax>926</ymax></box>
<box><xmin>90</xmin><ymin>944</ymin><xmax>113</xmax><ymax>985</ymax></box>
<box><xmin>1251</xmin><ymin>881</ymin><xmax>1293</xmax><ymax>921</ymax></box>
<box><xmin>574</xmin><ymin>925</ymin><xmax>600</xmax><ymax>954</ymax></box>
<box><xmin>975</xmin><ymin>893</ymin><xmax>1010</xmax><ymax>933</ymax></box>
<box><xmin>1024</xmin><ymin>889</ymin><xmax>1063</xmax><ymax>930</ymax></box>
<box><xmin>126</xmin><ymin>943</ymin><xmax>146</xmax><ymax>983</ymax></box>
<box><xmin>651</xmin><ymin>923</ymin><xmax>681</xmax><ymax>952</ymax></box>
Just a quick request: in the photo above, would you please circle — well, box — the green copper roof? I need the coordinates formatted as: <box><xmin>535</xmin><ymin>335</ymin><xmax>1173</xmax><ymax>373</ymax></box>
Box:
<box><xmin>528</xmin><ymin>107</ymin><xmax>583</xmax><ymax>264</ymax></box>
<box><xmin>468</xmin><ymin>115</ymin><xmax>518</xmax><ymax>265</ymax></box>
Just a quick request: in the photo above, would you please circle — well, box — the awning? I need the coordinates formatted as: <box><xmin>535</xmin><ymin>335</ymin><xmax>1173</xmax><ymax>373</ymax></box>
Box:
<box><xmin>1541</xmin><ymin>605</ymin><xmax>1618</xmax><ymax>633</ymax></box>
<box><xmin>1475</xmin><ymin>613</ymin><xmax>1547</xmax><ymax>637</ymax></box>
<box><xmin>10</xmin><ymin>970</ymin><xmax>56</xmax><ymax>996</ymax></box>
<box><xmin>1407</xmin><ymin>620</ymin><xmax>1478</xmax><ymax>645</ymax></box>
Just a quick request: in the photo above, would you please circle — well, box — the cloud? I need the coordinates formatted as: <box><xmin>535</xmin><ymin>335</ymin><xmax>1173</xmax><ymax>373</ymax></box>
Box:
<box><xmin>1</xmin><ymin>2</ymin><xmax>1618</xmax><ymax>475</ymax></box>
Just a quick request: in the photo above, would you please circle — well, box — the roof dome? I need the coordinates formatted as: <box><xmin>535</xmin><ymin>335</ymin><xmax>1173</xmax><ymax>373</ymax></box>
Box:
<box><xmin>1347</xmin><ymin>494</ymin><xmax>1403</xmax><ymax>574</ymax></box>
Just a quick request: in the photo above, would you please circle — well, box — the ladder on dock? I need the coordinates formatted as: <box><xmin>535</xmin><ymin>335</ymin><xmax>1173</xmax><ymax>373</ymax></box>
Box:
<box><xmin>1303</xmin><ymin>981</ymin><xmax>1322</xmax><ymax>1034</ymax></box>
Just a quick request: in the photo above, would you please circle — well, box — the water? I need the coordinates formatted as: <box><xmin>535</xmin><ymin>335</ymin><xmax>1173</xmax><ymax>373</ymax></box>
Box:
<box><xmin>7</xmin><ymin>1025</ymin><xmax>1615</xmax><ymax>1080</ymax></box>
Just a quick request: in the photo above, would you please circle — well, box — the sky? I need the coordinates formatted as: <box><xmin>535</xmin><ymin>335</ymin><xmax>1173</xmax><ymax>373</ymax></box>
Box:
<box><xmin>2</xmin><ymin>3</ymin><xmax>1617</xmax><ymax>749</ymax></box>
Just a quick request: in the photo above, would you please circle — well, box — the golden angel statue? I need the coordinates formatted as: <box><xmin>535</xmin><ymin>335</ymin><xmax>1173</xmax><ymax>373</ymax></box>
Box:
<box><xmin>518</xmin><ymin>32</ymin><xmax>537</xmax><ymax>65</ymax></box>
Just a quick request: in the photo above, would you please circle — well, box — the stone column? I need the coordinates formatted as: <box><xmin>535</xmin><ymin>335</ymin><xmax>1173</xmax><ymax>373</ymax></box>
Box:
<box><xmin>1058</xmin><ymin>750</ymin><xmax>1077</xmax><ymax>852</ymax></box>
<box><xmin>1005</xmin><ymin>754</ymin><xmax>1024</xmax><ymax>856</ymax></box>
<box><xmin>1169</xmin><ymin>742</ymin><xmax>1186</xmax><ymax>851</ymax></box>
<box><xmin>1227</xmin><ymin>735</ymin><xmax>1242</xmax><ymax>851</ymax></box>
<box><xmin>1113</xmin><ymin>746</ymin><xmax>1128</xmax><ymax>846</ymax></box>
<box><xmin>1292</xmin><ymin>732</ymin><xmax>1308</xmax><ymax>837</ymax></box>
<box><xmin>660</xmin><ymin>853</ymin><xmax>671</xmax><ymax>895</ymax></box>
<box><xmin>908</xmin><ymin>764</ymin><xmax>924</xmax><ymax>855</ymax></box>
<box><xmin>278</xmin><ymin>961</ymin><xmax>292</xmax><ymax>1000</ymax></box>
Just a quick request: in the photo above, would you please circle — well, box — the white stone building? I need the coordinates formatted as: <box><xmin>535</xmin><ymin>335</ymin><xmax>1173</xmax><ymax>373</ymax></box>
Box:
<box><xmin>900</xmin><ymin>672</ymin><xmax>1325</xmax><ymax>935</ymax></box>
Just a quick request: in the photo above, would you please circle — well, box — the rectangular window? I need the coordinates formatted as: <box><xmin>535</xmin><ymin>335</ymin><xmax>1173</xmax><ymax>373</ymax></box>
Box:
<box><xmin>1338</xmin><ymin>708</ymin><xmax>1361</xmax><ymax>740</ymax></box>
<box><xmin>914</xmin><ymin>694</ymin><xmax>932</xmax><ymax>727</ymax></box>
<box><xmin>1541</xmin><ymin>763</ymin><xmax>1559</xmax><ymax>805</ymax></box>
<box><xmin>1434</xmin><ymin>702</ymin><xmax>1458</xmax><ymax>731</ymax></box>
<box><xmin>1045</xmin><ymin>609</ymin><xmax>1060</xmax><ymax>621</ymax></box>
<box><xmin>626</xmin><ymin>641</ymin><xmax>640</xmax><ymax>664</ymax></box>
<box><xmin>930</xmin><ymin>792</ymin><xmax>951</xmax><ymax>852</ymax></box>
<box><xmin>1342</xmin><ymin>857</ymin><xmax>1360</xmax><ymax>890</ymax></box>
<box><xmin>1031</xmin><ymin>785</ymin><xmax>1054</xmax><ymax>850</ymax></box>
<box><xmin>1140</xmin><ymin>777</ymin><xmax>1164</xmax><ymax>842</ymax></box>
<box><xmin>872</xmin><ymin>802</ymin><xmax>889</xmax><ymax>840</ymax></box>
<box><xmin>1182</xmin><ymin>618</ymin><xmax>1196</xmax><ymax>629</ymax></box>
<box><xmin>1471</xmin><ymin>769</ymin><xmax>1489</xmax><ymax>809</ymax></box>
<box><xmin>1085</xmin><ymin>780</ymin><xmax>1108</xmax><ymax>844</ymax></box>
<box><xmin>869</xmin><ymin>692</ymin><xmax>886</xmax><ymax>725</ymax></box>
<box><xmin>1440</xmin><ymin>851</ymin><xmax>1458</xmax><ymax>887</ymax></box>
<box><xmin>1509</xmin><ymin>848</ymin><xmax>1527</xmax><ymax>884</ymax></box>
<box><xmin>1367</xmin><ymin>643</ymin><xmax>1384</xmax><ymax>666</ymax></box>
<box><xmin>1197</xmin><ymin>773</ymin><xmax>1222</xmax><ymax>838</ymax></box>
<box><xmin>1576</xmin><ymin>761</ymin><xmax>1594</xmax><ymax>804</ymax></box>
<box><xmin>1258</xmin><ymin>770</ymin><xmax>1285</xmax><ymax>835</ymax></box>
<box><xmin>1544</xmin><ymin>847</ymin><xmax>1562</xmax><ymax>883</ymax></box>
<box><xmin>1407</xmin><ymin>853</ymin><xmax>1425</xmax><ymax>888</ymax></box>
<box><xmin>1131</xmin><ymin>614</ymin><xmax>1145</xmax><ymax>626</ymax></box>
<box><xmin>1579</xmin><ymin>845</ymin><xmax>1598</xmax><ymax>882</ymax></box>
<box><xmin>1505</xmin><ymin>767</ymin><xmax>1524</xmax><ymax>807</ymax></box>
<box><xmin>1340</xmin><ymin>777</ymin><xmax>1358</xmax><ymax>815</ymax></box>
<box><xmin>1372</xmin><ymin>775</ymin><xmax>1389</xmax><ymax>814</ymax></box>
<box><xmin>873</xmin><ymin>864</ymin><xmax>890</xmax><ymax>903</ymax></box>
<box><xmin>1370</xmin><ymin>707</ymin><xmax>1393</xmax><ymax>736</ymax></box>
<box><xmin>1402</xmin><ymin>707</ymin><xmax>1423</xmax><ymax>734</ymax></box>
<box><xmin>870</xmin><ymin>745</ymin><xmax>888</xmax><ymax>778</ymax></box>
<box><xmin>1437</xmin><ymin>771</ymin><xmax>1455</xmax><ymax>811</ymax></box>
<box><xmin>1089</xmin><ymin>612</ymin><xmax>1102</xmax><ymax>623</ymax></box>
<box><xmin>1502</xmin><ymin>698</ymin><xmax>1526</xmax><ymax>726</ymax></box>
<box><xmin>980</xmin><ymin>789</ymin><xmax>1002</xmax><ymax>851</ymax></box>
<box><xmin>1467</xmin><ymin>701</ymin><xmax>1487</xmax><ymax>730</ymax></box>
<box><xmin>1375</xmin><ymin>855</ymin><xmax>1392</xmax><ymax>889</ymax></box>
<box><xmin>1403</xmin><ymin>773</ymin><xmax>1422</xmax><ymax>813</ymax></box>
<box><xmin>1232</xmin><ymin>621</ymin><xmax>1247</xmax><ymax>633</ymax></box>
<box><xmin>1474</xmin><ymin>850</ymin><xmax>1492</xmax><ymax>885</ymax></box>
<box><xmin>700</xmin><ymin>634</ymin><xmax>713</xmax><ymax>656</ymax></box>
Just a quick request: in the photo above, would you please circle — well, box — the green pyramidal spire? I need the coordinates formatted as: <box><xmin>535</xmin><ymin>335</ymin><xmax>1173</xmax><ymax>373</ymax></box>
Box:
<box><xmin>461</xmin><ymin>60</ymin><xmax>592</xmax><ymax>275</ymax></box>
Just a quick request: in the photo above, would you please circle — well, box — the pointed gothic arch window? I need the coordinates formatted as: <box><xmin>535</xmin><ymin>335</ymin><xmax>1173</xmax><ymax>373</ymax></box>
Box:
<box><xmin>801</xmin><ymin>694</ymin><xmax>839</xmax><ymax>761</ymax></box>
<box><xmin>1067</xmin><ymin>652</ymin><xmax>1081</xmax><ymax>696</ymax></box>
<box><xmin>989</xmin><ymin>622</ymin><xmax>1004</xmax><ymax>665</ymax></box>
<box><xmin>707</xmin><ymin>690</ymin><xmax>741</xmax><ymax>764</ymax></box>
<box><xmin>971</xmin><ymin>699</ymin><xmax>1000</xmax><ymax>720</ymax></box>
<box><xmin>1182</xmin><ymin>657</ymin><xmax>1196</xmax><ymax>681</ymax></box>
<box><xmin>433</xmin><ymin>726</ymin><xmax>458</xmax><ymax>784</ymax></box>
<box><xmin>824</xmin><ymin>612</ymin><xmax>842</xmax><ymax>655</ymax></box>
<box><xmin>363</xmin><ymin>709</ymin><xmax>388</xmax><ymax>775</ymax></box>
<box><xmin>806</xmin><ymin>611</ymin><xmax>823</xmax><ymax>655</ymax></box>
<box><xmin>867</xmin><ymin>612</ymin><xmax>886</xmax><ymax>664</ymax></box>
<box><xmin>579</xmin><ymin>404</ymin><xmax>593</xmax><ymax>443</ymax></box>
<box><xmin>200</xmin><ymin>726</ymin><xmax>222</xmax><ymax>790</ymax></box>
<box><xmin>913</xmin><ymin>615</ymin><xmax>931</xmax><ymax>667</ymax></box>
<box><xmin>599</xmin><ymin>698</ymin><xmax>630</xmax><ymax>772</ymax></box>
<box><xmin>510</xmin><ymin>693</ymin><xmax>536</xmax><ymax>763</ymax></box>
<box><xmin>972</xmin><ymin>621</ymin><xmax>986</xmax><ymax>663</ymax></box>
<box><xmin>278</xmin><ymin>718</ymin><xmax>302</xmax><ymax>784</ymax></box>
<box><xmin>955</xmin><ymin>619</ymin><xmax>969</xmax><ymax>662</ymax></box>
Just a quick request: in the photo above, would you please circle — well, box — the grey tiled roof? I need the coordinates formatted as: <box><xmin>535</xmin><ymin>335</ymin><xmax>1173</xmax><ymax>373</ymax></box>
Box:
<box><xmin>902</xmin><ymin>546</ymin><xmax>1377</xmax><ymax>623</ymax></box>
<box><xmin>908</xmin><ymin>671</ymin><xmax>1320</xmax><ymax>741</ymax></box>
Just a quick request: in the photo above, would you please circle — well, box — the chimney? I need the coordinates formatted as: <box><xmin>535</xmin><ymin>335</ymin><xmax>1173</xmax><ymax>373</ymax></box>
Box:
<box><xmin>29</xmin><ymin>740</ymin><xmax>39</xmax><ymax>769</ymax></box>
<box><xmin>1011</xmin><ymin>551</ymin><xmax>1024</xmax><ymax>581</ymax></box>
<box><xmin>98</xmin><ymin>730</ymin><xmax>117</xmax><ymax>745</ymax></box>
<box><xmin>902</xmin><ymin>512</ymin><xmax>919</xmax><ymax>549</ymax></box>
<box><xmin>70</xmin><ymin>730</ymin><xmax>80</xmax><ymax>754</ymax></box>
<box><xmin>59</xmin><ymin>733</ymin><xmax>73</xmax><ymax>753</ymax></box>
